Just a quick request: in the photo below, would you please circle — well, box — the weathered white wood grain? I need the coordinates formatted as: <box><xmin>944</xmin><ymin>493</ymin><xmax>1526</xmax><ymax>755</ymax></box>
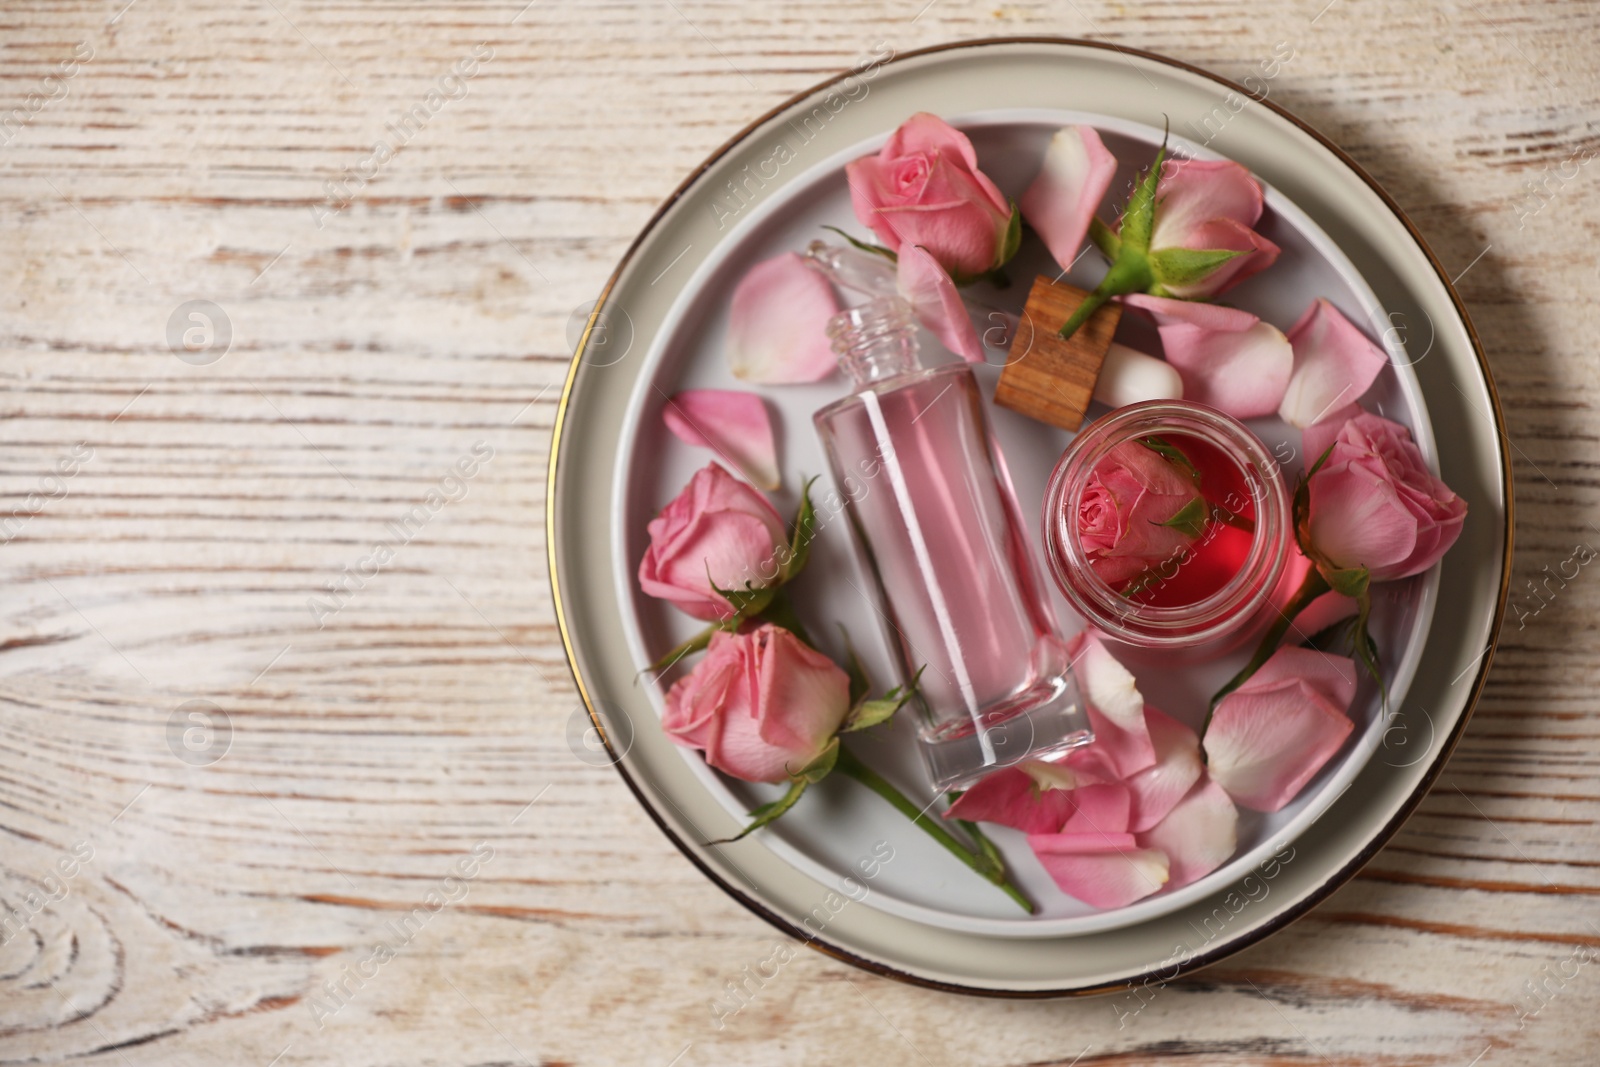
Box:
<box><xmin>0</xmin><ymin>0</ymin><xmax>1597</xmax><ymax>1063</ymax></box>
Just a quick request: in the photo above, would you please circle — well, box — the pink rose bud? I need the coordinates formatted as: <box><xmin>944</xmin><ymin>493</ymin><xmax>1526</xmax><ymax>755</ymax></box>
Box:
<box><xmin>638</xmin><ymin>463</ymin><xmax>788</xmax><ymax>621</ymax></box>
<box><xmin>846</xmin><ymin>112</ymin><xmax>1014</xmax><ymax>279</ymax></box>
<box><xmin>1077</xmin><ymin>440</ymin><xmax>1205</xmax><ymax>587</ymax></box>
<box><xmin>661</xmin><ymin>624</ymin><xmax>852</xmax><ymax>783</ymax></box>
<box><xmin>1307</xmin><ymin>412</ymin><xmax>1468</xmax><ymax>582</ymax></box>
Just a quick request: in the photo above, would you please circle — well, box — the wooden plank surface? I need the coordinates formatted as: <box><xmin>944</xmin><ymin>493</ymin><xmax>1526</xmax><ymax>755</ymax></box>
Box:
<box><xmin>1</xmin><ymin>0</ymin><xmax>1596</xmax><ymax>1063</ymax></box>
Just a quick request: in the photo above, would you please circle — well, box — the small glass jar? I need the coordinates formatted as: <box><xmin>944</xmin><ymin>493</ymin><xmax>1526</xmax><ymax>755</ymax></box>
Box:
<box><xmin>1042</xmin><ymin>400</ymin><xmax>1290</xmax><ymax>653</ymax></box>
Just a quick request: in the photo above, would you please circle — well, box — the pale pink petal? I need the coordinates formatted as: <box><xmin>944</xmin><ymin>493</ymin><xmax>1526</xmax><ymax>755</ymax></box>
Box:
<box><xmin>1204</xmin><ymin>647</ymin><xmax>1357</xmax><ymax>811</ymax></box>
<box><xmin>944</xmin><ymin>766</ymin><xmax>1074</xmax><ymax>834</ymax></box>
<box><xmin>1068</xmin><ymin>630</ymin><xmax>1145</xmax><ymax>734</ymax></box>
<box><xmin>1279</xmin><ymin>300</ymin><xmax>1389</xmax><ymax>428</ymax></box>
<box><xmin>1123</xmin><ymin>294</ymin><xmax>1291</xmax><ymax>419</ymax></box>
<box><xmin>1158</xmin><ymin>216</ymin><xmax>1281</xmax><ymax>299</ymax></box>
<box><xmin>1138</xmin><ymin>777</ymin><xmax>1238</xmax><ymax>889</ymax></box>
<box><xmin>1020</xmin><ymin>125</ymin><xmax>1118</xmax><ymax>272</ymax></box>
<box><xmin>1122</xmin><ymin>292</ymin><xmax>1258</xmax><ymax>332</ymax></box>
<box><xmin>1247</xmin><ymin>645</ymin><xmax>1358</xmax><ymax>708</ymax></box>
<box><xmin>1301</xmin><ymin>403</ymin><xmax>1363</xmax><ymax>468</ymax></box>
<box><xmin>1057</xmin><ymin>782</ymin><xmax>1133</xmax><ymax>835</ymax></box>
<box><xmin>1125</xmin><ymin>707</ymin><xmax>1203</xmax><ymax>832</ymax></box>
<box><xmin>1028</xmin><ymin>831</ymin><xmax>1169</xmax><ymax>908</ymax></box>
<box><xmin>1064</xmin><ymin>631</ymin><xmax>1156</xmax><ymax>776</ymax></box>
<box><xmin>1150</xmin><ymin>158</ymin><xmax>1266</xmax><ymax>245</ymax></box>
<box><xmin>728</xmin><ymin>253</ymin><xmax>841</xmax><ymax>383</ymax></box>
<box><xmin>897</xmin><ymin>245</ymin><xmax>984</xmax><ymax>362</ymax></box>
<box><xmin>662</xmin><ymin>390</ymin><xmax>780</xmax><ymax>491</ymax></box>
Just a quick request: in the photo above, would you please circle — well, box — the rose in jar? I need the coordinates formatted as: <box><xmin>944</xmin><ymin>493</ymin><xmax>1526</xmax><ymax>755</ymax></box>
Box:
<box><xmin>1076</xmin><ymin>440</ymin><xmax>1206</xmax><ymax>587</ymax></box>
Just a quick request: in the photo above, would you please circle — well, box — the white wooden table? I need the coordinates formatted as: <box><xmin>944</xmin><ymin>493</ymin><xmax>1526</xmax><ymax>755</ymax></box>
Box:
<box><xmin>2</xmin><ymin>1</ymin><xmax>1595</xmax><ymax>1063</ymax></box>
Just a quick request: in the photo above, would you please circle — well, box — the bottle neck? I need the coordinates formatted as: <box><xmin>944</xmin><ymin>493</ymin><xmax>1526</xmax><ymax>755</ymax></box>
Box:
<box><xmin>827</xmin><ymin>296</ymin><xmax>922</xmax><ymax>388</ymax></box>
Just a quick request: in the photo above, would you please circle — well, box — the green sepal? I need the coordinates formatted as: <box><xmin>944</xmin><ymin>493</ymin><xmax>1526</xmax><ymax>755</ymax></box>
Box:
<box><xmin>1156</xmin><ymin>497</ymin><xmax>1209</xmax><ymax>539</ymax></box>
<box><xmin>1088</xmin><ymin>215</ymin><xmax>1121</xmax><ymax>261</ymax></box>
<box><xmin>1118</xmin><ymin>135</ymin><xmax>1168</xmax><ymax>253</ymax></box>
<box><xmin>822</xmin><ymin>225</ymin><xmax>896</xmax><ymax>262</ymax></box>
<box><xmin>842</xmin><ymin>666</ymin><xmax>923</xmax><ymax>733</ymax></box>
<box><xmin>708</xmin><ymin>570</ymin><xmax>776</xmax><ymax>619</ymax></box>
<box><xmin>780</xmin><ymin>477</ymin><xmax>819</xmax><ymax>583</ymax></box>
<box><xmin>1321</xmin><ymin>564</ymin><xmax>1370</xmax><ymax>599</ymax></box>
<box><xmin>711</xmin><ymin>776</ymin><xmax>809</xmax><ymax>844</ymax></box>
<box><xmin>1148</xmin><ymin>246</ymin><xmax>1248</xmax><ymax>288</ymax></box>
<box><xmin>643</xmin><ymin>623</ymin><xmax>720</xmax><ymax>676</ymax></box>
<box><xmin>836</xmin><ymin>625</ymin><xmax>872</xmax><ymax>708</ymax></box>
<box><xmin>709</xmin><ymin>737</ymin><xmax>839</xmax><ymax>845</ymax></box>
<box><xmin>996</xmin><ymin>199</ymin><xmax>1023</xmax><ymax>268</ymax></box>
<box><xmin>795</xmin><ymin>735</ymin><xmax>840</xmax><ymax>783</ymax></box>
<box><xmin>1139</xmin><ymin>434</ymin><xmax>1202</xmax><ymax>485</ymax></box>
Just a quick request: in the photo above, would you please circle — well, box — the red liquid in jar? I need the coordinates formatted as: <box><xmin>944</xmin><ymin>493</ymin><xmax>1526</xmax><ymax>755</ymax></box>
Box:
<box><xmin>1111</xmin><ymin>433</ymin><xmax>1256</xmax><ymax>609</ymax></box>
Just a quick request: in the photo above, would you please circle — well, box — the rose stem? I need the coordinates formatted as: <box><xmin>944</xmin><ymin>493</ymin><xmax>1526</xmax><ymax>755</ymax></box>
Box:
<box><xmin>834</xmin><ymin>746</ymin><xmax>1035</xmax><ymax>914</ymax></box>
<box><xmin>1201</xmin><ymin>566</ymin><xmax>1332</xmax><ymax>742</ymax></box>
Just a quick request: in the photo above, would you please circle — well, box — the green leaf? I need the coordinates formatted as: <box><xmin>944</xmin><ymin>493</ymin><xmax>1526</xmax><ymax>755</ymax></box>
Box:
<box><xmin>822</xmin><ymin>225</ymin><xmax>897</xmax><ymax>262</ymax></box>
<box><xmin>1139</xmin><ymin>434</ymin><xmax>1202</xmax><ymax>485</ymax></box>
<box><xmin>1155</xmin><ymin>497</ymin><xmax>1209</xmax><ymax>539</ymax></box>
<box><xmin>1088</xmin><ymin>215</ymin><xmax>1121</xmax><ymax>261</ymax></box>
<box><xmin>996</xmin><ymin>199</ymin><xmax>1023</xmax><ymax>268</ymax></box>
<box><xmin>780</xmin><ymin>477</ymin><xmax>819</xmax><ymax>583</ymax></box>
<box><xmin>1148</xmin><ymin>246</ymin><xmax>1248</xmax><ymax>287</ymax></box>
<box><xmin>1322</xmin><ymin>564</ymin><xmax>1370</xmax><ymax>599</ymax></box>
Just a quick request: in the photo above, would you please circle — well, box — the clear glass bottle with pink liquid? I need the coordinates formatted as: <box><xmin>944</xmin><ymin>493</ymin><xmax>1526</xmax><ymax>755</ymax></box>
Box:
<box><xmin>813</xmin><ymin>295</ymin><xmax>1091</xmax><ymax>791</ymax></box>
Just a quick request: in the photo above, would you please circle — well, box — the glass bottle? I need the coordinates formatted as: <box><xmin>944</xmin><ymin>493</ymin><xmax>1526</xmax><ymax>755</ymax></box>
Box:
<box><xmin>813</xmin><ymin>295</ymin><xmax>1092</xmax><ymax>791</ymax></box>
<box><xmin>1041</xmin><ymin>400</ymin><xmax>1291</xmax><ymax>654</ymax></box>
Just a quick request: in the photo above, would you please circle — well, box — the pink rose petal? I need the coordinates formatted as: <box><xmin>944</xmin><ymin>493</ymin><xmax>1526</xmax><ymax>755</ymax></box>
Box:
<box><xmin>1123</xmin><ymin>294</ymin><xmax>1292</xmax><ymax>419</ymax></box>
<box><xmin>1020</xmin><ymin>125</ymin><xmax>1118</xmax><ymax>272</ymax></box>
<box><xmin>1279</xmin><ymin>300</ymin><xmax>1389</xmax><ymax>429</ymax></box>
<box><xmin>1149</xmin><ymin>159</ymin><xmax>1280</xmax><ymax>299</ymax></box>
<box><xmin>1064</xmin><ymin>631</ymin><xmax>1156</xmax><ymax>776</ymax></box>
<box><xmin>1057</xmin><ymin>781</ymin><xmax>1133</xmax><ymax>835</ymax></box>
<box><xmin>728</xmin><ymin>252</ymin><xmax>841</xmax><ymax>383</ymax></box>
<box><xmin>1027</xmin><ymin>831</ymin><xmax>1169</xmax><ymax>909</ymax></box>
<box><xmin>1203</xmin><ymin>646</ymin><xmax>1357</xmax><ymax>812</ymax></box>
<box><xmin>1301</xmin><ymin>402</ymin><xmax>1363</xmax><ymax>468</ymax></box>
<box><xmin>944</xmin><ymin>765</ymin><xmax>1075</xmax><ymax>834</ymax></box>
<box><xmin>662</xmin><ymin>389</ymin><xmax>780</xmax><ymax>491</ymax></box>
<box><xmin>897</xmin><ymin>244</ymin><xmax>984</xmax><ymax>362</ymax></box>
<box><xmin>1125</xmin><ymin>707</ymin><xmax>1203</xmax><ymax>833</ymax></box>
<box><xmin>1138</xmin><ymin>777</ymin><xmax>1238</xmax><ymax>889</ymax></box>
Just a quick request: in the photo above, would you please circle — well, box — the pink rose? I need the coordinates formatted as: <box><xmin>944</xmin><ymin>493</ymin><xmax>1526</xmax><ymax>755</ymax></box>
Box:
<box><xmin>661</xmin><ymin>624</ymin><xmax>851</xmax><ymax>783</ymax></box>
<box><xmin>846</xmin><ymin>113</ymin><xmax>1013</xmax><ymax>278</ymax></box>
<box><xmin>638</xmin><ymin>463</ymin><xmax>787</xmax><ymax>621</ymax></box>
<box><xmin>1307</xmin><ymin>412</ymin><xmax>1467</xmax><ymax>582</ymax></box>
<box><xmin>1147</xmin><ymin>158</ymin><xmax>1280</xmax><ymax>299</ymax></box>
<box><xmin>1078</xmin><ymin>441</ymin><xmax>1204</xmax><ymax>586</ymax></box>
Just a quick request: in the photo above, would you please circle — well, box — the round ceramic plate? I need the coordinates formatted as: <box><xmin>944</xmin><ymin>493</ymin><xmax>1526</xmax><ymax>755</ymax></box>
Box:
<box><xmin>549</xmin><ymin>38</ymin><xmax>1512</xmax><ymax>995</ymax></box>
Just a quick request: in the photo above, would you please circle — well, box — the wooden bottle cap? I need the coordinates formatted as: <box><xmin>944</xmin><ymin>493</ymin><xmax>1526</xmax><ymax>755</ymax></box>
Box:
<box><xmin>994</xmin><ymin>275</ymin><xmax>1121</xmax><ymax>432</ymax></box>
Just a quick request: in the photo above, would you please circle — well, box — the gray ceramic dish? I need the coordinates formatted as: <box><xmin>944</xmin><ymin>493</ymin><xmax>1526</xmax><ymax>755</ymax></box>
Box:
<box><xmin>548</xmin><ymin>38</ymin><xmax>1512</xmax><ymax>995</ymax></box>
